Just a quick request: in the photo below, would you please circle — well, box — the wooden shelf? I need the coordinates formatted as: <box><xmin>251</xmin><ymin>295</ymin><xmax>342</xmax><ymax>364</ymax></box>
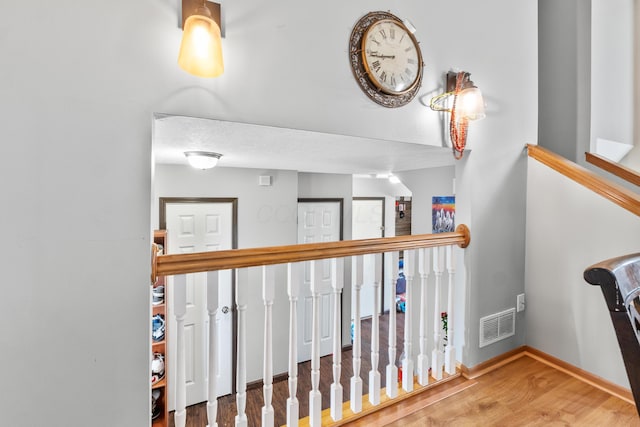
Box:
<box><xmin>152</xmin><ymin>230</ymin><xmax>169</xmax><ymax>427</ymax></box>
<box><xmin>152</xmin><ymin>304</ymin><xmax>166</xmax><ymax>316</ymax></box>
<box><xmin>152</xmin><ymin>414</ymin><xmax>167</xmax><ymax>427</ymax></box>
<box><xmin>152</xmin><ymin>377</ymin><xmax>167</xmax><ymax>390</ymax></box>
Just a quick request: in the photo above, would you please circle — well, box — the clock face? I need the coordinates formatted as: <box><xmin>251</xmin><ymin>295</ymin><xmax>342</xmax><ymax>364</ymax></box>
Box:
<box><xmin>349</xmin><ymin>11</ymin><xmax>424</xmax><ymax>108</ymax></box>
<box><xmin>362</xmin><ymin>20</ymin><xmax>421</xmax><ymax>95</ymax></box>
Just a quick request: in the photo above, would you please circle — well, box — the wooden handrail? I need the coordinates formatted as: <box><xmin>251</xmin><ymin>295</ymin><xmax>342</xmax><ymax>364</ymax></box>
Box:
<box><xmin>152</xmin><ymin>224</ymin><xmax>470</xmax><ymax>282</ymax></box>
<box><xmin>585</xmin><ymin>152</ymin><xmax>640</xmax><ymax>187</ymax></box>
<box><xmin>527</xmin><ymin>144</ymin><xmax>640</xmax><ymax>217</ymax></box>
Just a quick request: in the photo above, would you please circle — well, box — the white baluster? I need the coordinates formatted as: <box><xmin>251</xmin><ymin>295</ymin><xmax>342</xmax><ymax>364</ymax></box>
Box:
<box><xmin>206</xmin><ymin>271</ymin><xmax>219</xmax><ymax>427</ymax></box>
<box><xmin>235</xmin><ymin>269</ymin><xmax>249</xmax><ymax>427</ymax></box>
<box><xmin>174</xmin><ymin>274</ymin><xmax>187</xmax><ymax>427</ymax></box>
<box><xmin>417</xmin><ymin>248</ymin><xmax>430</xmax><ymax>386</ymax></box>
<box><xmin>262</xmin><ymin>266</ymin><xmax>275</xmax><ymax>427</ymax></box>
<box><xmin>444</xmin><ymin>246</ymin><xmax>457</xmax><ymax>375</ymax></box>
<box><xmin>309</xmin><ymin>261</ymin><xmax>322</xmax><ymax>427</ymax></box>
<box><xmin>286</xmin><ymin>263</ymin><xmax>300</xmax><ymax>427</ymax></box>
<box><xmin>385</xmin><ymin>252</ymin><xmax>399</xmax><ymax>399</ymax></box>
<box><xmin>330</xmin><ymin>258</ymin><xmax>344</xmax><ymax>421</ymax></box>
<box><xmin>350</xmin><ymin>255</ymin><xmax>363</xmax><ymax>413</ymax></box>
<box><xmin>432</xmin><ymin>247</ymin><xmax>445</xmax><ymax>380</ymax></box>
<box><xmin>367</xmin><ymin>253</ymin><xmax>382</xmax><ymax>405</ymax></box>
<box><xmin>402</xmin><ymin>250</ymin><xmax>415</xmax><ymax>392</ymax></box>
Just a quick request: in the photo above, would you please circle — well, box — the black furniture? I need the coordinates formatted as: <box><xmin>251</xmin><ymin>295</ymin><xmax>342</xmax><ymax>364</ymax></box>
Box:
<box><xmin>584</xmin><ymin>253</ymin><xmax>640</xmax><ymax>417</ymax></box>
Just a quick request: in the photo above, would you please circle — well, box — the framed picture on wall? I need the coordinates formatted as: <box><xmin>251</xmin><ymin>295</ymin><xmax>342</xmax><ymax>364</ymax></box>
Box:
<box><xmin>432</xmin><ymin>196</ymin><xmax>455</xmax><ymax>233</ymax></box>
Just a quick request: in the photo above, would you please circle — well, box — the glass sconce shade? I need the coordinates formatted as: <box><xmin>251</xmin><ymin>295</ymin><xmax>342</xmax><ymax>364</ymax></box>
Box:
<box><xmin>178</xmin><ymin>9</ymin><xmax>224</xmax><ymax>78</ymax></box>
<box><xmin>458</xmin><ymin>86</ymin><xmax>485</xmax><ymax>120</ymax></box>
<box><xmin>184</xmin><ymin>151</ymin><xmax>222</xmax><ymax>169</ymax></box>
<box><xmin>429</xmin><ymin>71</ymin><xmax>485</xmax><ymax>159</ymax></box>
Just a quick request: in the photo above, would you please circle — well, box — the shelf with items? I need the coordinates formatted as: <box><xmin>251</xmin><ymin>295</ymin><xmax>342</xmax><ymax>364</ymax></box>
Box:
<box><xmin>152</xmin><ymin>304</ymin><xmax>166</xmax><ymax>317</ymax></box>
<box><xmin>151</xmin><ymin>230</ymin><xmax>168</xmax><ymax>427</ymax></box>
<box><xmin>152</xmin><ymin>340</ymin><xmax>165</xmax><ymax>353</ymax></box>
<box><xmin>152</xmin><ymin>376</ymin><xmax>166</xmax><ymax>390</ymax></box>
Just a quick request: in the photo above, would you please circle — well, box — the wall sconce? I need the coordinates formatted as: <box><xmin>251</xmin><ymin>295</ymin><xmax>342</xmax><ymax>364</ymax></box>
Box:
<box><xmin>178</xmin><ymin>0</ymin><xmax>224</xmax><ymax>78</ymax></box>
<box><xmin>184</xmin><ymin>151</ymin><xmax>222</xmax><ymax>169</ymax></box>
<box><xmin>430</xmin><ymin>71</ymin><xmax>485</xmax><ymax>159</ymax></box>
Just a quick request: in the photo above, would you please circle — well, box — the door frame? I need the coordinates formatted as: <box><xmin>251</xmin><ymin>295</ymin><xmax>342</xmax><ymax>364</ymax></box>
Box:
<box><xmin>159</xmin><ymin>196</ymin><xmax>239</xmax><ymax>394</ymax></box>
<box><xmin>353</xmin><ymin>197</ymin><xmax>386</xmax><ymax>314</ymax></box>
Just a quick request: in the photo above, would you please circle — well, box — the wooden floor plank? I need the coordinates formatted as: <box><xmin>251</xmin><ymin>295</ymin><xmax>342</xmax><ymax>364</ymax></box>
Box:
<box><xmin>381</xmin><ymin>357</ymin><xmax>639</xmax><ymax>427</ymax></box>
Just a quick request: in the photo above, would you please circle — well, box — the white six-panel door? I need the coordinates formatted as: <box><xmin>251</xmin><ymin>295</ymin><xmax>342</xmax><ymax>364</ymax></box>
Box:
<box><xmin>166</xmin><ymin>202</ymin><xmax>233</xmax><ymax>409</ymax></box>
<box><xmin>297</xmin><ymin>201</ymin><xmax>341</xmax><ymax>362</ymax></box>
<box><xmin>352</xmin><ymin>199</ymin><xmax>384</xmax><ymax>318</ymax></box>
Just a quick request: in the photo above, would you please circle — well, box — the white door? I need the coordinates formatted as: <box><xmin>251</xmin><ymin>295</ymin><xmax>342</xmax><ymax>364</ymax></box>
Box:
<box><xmin>352</xmin><ymin>198</ymin><xmax>384</xmax><ymax>318</ymax></box>
<box><xmin>297</xmin><ymin>201</ymin><xmax>341</xmax><ymax>362</ymax></box>
<box><xmin>166</xmin><ymin>202</ymin><xmax>234</xmax><ymax>409</ymax></box>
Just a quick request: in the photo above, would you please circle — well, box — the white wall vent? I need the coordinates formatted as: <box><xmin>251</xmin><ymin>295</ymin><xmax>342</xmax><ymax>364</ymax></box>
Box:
<box><xmin>479</xmin><ymin>308</ymin><xmax>516</xmax><ymax>348</ymax></box>
<box><xmin>258</xmin><ymin>175</ymin><xmax>272</xmax><ymax>186</ymax></box>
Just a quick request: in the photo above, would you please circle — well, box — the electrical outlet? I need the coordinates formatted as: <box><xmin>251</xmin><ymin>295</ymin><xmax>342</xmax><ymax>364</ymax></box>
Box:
<box><xmin>517</xmin><ymin>293</ymin><xmax>525</xmax><ymax>312</ymax></box>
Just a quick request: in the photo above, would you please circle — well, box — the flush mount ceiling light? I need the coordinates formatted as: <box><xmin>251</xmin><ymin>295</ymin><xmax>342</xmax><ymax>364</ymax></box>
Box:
<box><xmin>388</xmin><ymin>175</ymin><xmax>401</xmax><ymax>184</ymax></box>
<box><xmin>430</xmin><ymin>71</ymin><xmax>485</xmax><ymax>159</ymax></box>
<box><xmin>184</xmin><ymin>151</ymin><xmax>222</xmax><ymax>169</ymax></box>
<box><xmin>178</xmin><ymin>0</ymin><xmax>224</xmax><ymax>78</ymax></box>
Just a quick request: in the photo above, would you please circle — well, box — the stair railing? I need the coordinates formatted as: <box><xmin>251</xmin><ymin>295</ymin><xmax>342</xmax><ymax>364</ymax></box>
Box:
<box><xmin>152</xmin><ymin>224</ymin><xmax>470</xmax><ymax>427</ymax></box>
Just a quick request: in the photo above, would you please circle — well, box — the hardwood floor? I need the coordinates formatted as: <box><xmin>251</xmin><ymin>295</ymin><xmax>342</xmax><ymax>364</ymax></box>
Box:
<box><xmin>355</xmin><ymin>355</ymin><xmax>640</xmax><ymax>427</ymax></box>
<box><xmin>170</xmin><ymin>312</ymin><xmax>405</xmax><ymax>427</ymax></box>
<box><xmin>170</xmin><ymin>313</ymin><xmax>640</xmax><ymax>426</ymax></box>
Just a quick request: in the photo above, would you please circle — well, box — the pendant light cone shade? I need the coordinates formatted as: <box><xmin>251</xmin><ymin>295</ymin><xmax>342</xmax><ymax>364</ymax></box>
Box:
<box><xmin>178</xmin><ymin>6</ymin><xmax>224</xmax><ymax>78</ymax></box>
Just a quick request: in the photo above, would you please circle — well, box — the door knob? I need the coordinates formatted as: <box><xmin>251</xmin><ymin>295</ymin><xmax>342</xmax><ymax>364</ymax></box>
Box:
<box><xmin>221</xmin><ymin>306</ymin><xmax>230</xmax><ymax>314</ymax></box>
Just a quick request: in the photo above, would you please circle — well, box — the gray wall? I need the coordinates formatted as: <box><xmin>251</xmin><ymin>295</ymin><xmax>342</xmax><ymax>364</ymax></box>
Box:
<box><xmin>591</xmin><ymin>0</ymin><xmax>634</xmax><ymax>156</ymax></box>
<box><xmin>1</xmin><ymin>0</ymin><xmax>536</xmax><ymax>425</ymax></box>
<box><xmin>397</xmin><ymin>167</ymin><xmax>455</xmax><ymax>235</ymax></box>
<box><xmin>153</xmin><ymin>165</ymin><xmax>298</xmax><ymax>246</ymax></box>
<box><xmin>538</xmin><ymin>0</ymin><xmax>592</xmax><ymax>163</ymax></box>
<box><xmin>525</xmin><ymin>158</ymin><xmax>640</xmax><ymax>387</ymax></box>
<box><xmin>540</xmin><ymin>0</ymin><xmax>636</xmax><ymax>169</ymax></box>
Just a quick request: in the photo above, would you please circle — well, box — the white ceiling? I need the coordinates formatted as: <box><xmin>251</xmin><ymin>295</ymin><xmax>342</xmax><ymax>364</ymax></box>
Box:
<box><xmin>153</xmin><ymin>114</ymin><xmax>455</xmax><ymax>175</ymax></box>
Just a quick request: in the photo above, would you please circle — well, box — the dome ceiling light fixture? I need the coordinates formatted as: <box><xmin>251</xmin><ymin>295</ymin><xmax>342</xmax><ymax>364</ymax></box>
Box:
<box><xmin>184</xmin><ymin>151</ymin><xmax>222</xmax><ymax>169</ymax></box>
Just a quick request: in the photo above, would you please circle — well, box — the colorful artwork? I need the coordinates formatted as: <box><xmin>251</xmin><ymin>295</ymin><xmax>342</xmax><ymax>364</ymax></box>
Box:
<box><xmin>432</xmin><ymin>196</ymin><xmax>455</xmax><ymax>233</ymax></box>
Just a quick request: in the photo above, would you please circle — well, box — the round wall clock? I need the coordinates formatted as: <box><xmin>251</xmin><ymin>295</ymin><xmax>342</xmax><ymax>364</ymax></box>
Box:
<box><xmin>349</xmin><ymin>11</ymin><xmax>424</xmax><ymax>108</ymax></box>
